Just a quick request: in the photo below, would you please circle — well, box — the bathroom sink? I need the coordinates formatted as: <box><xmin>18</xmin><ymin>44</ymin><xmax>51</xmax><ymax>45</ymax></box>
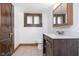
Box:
<box><xmin>44</xmin><ymin>32</ymin><xmax>79</xmax><ymax>39</ymax></box>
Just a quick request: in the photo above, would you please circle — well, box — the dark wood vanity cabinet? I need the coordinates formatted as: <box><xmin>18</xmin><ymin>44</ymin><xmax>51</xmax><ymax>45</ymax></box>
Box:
<box><xmin>0</xmin><ymin>3</ymin><xmax>14</xmax><ymax>56</ymax></box>
<box><xmin>43</xmin><ymin>35</ymin><xmax>53</xmax><ymax>56</ymax></box>
<box><xmin>43</xmin><ymin>34</ymin><xmax>79</xmax><ymax>56</ymax></box>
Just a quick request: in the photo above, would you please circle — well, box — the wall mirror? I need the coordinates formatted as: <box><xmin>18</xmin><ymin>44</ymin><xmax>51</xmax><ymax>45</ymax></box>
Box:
<box><xmin>53</xmin><ymin>3</ymin><xmax>73</xmax><ymax>27</ymax></box>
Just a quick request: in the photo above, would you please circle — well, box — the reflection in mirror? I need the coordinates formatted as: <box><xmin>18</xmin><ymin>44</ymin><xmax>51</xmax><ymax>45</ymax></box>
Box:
<box><xmin>58</xmin><ymin>16</ymin><xmax>63</xmax><ymax>24</ymax></box>
<box><xmin>53</xmin><ymin>3</ymin><xmax>67</xmax><ymax>25</ymax></box>
<box><xmin>53</xmin><ymin>14</ymin><xmax>65</xmax><ymax>24</ymax></box>
<box><xmin>53</xmin><ymin>17</ymin><xmax>56</xmax><ymax>24</ymax></box>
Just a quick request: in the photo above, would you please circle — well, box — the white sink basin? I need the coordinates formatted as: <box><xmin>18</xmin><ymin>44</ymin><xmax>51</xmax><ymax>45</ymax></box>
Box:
<box><xmin>44</xmin><ymin>33</ymin><xmax>79</xmax><ymax>39</ymax></box>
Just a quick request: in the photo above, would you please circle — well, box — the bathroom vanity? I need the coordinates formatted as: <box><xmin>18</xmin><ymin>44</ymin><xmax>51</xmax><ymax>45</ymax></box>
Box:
<box><xmin>43</xmin><ymin>33</ymin><xmax>79</xmax><ymax>56</ymax></box>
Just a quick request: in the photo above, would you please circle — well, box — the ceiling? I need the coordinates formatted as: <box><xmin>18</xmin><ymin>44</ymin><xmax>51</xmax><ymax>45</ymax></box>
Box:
<box><xmin>13</xmin><ymin>3</ymin><xmax>53</xmax><ymax>12</ymax></box>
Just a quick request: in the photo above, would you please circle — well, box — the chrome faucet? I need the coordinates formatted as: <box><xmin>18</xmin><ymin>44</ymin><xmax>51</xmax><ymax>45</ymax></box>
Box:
<box><xmin>56</xmin><ymin>31</ymin><xmax>64</xmax><ymax>35</ymax></box>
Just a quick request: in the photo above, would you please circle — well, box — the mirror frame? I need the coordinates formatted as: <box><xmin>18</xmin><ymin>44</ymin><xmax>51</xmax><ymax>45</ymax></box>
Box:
<box><xmin>53</xmin><ymin>3</ymin><xmax>73</xmax><ymax>27</ymax></box>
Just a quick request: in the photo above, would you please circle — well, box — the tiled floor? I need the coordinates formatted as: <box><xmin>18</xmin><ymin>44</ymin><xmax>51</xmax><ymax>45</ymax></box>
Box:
<box><xmin>12</xmin><ymin>46</ymin><xmax>43</xmax><ymax>56</ymax></box>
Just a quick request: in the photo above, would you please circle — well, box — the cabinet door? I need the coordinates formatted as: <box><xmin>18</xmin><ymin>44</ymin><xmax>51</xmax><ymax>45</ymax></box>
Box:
<box><xmin>43</xmin><ymin>35</ymin><xmax>45</xmax><ymax>54</ymax></box>
<box><xmin>45</xmin><ymin>40</ymin><xmax>53</xmax><ymax>56</ymax></box>
<box><xmin>53</xmin><ymin>39</ymin><xmax>66</xmax><ymax>56</ymax></box>
<box><xmin>66</xmin><ymin>40</ymin><xmax>78</xmax><ymax>56</ymax></box>
<box><xmin>78</xmin><ymin>40</ymin><xmax>79</xmax><ymax>56</ymax></box>
<box><xmin>54</xmin><ymin>39</ymin><xmax>78</xmax><ymax>56</ymax></box>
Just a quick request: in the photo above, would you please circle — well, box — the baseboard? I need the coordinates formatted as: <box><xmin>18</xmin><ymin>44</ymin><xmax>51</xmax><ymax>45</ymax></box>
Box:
<box><xmin>19</xmin><ymin>43</ymin><xmax>38</xmax><ymax>46</ymax></box>
<box><xmin>13</xmin><ymin>44</ymin><xmax>20</xmax><ymax>53</ymax></box>
<box><xmin>13</xmin><ymin>43</ymin><xmax>38</xmax><ymax>54</ymax></box>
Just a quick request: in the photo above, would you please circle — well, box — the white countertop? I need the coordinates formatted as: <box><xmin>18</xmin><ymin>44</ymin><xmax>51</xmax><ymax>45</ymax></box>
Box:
<box><xmin>44</xmin><ymin>33</ymin><xmax>79</xmax><ymax>39</ymax></box>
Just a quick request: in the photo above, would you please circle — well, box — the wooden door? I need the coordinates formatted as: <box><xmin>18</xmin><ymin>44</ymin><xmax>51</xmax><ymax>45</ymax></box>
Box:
<box><xmin>0</xmin><ymin>3</ymin><xmax>14</xmax><ymax>56</ymax></box>
<box><xmin>10</xmin><ymin>4</ymin><xmax>14</xmax><ymax>54</ymax></box>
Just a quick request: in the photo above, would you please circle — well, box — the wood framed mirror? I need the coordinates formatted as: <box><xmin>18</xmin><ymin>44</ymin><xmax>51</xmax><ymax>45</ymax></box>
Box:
<box><xmin>53</xmin><ymin>3</ymin><xmax>73</xmax><ymax>27</ymax></box>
